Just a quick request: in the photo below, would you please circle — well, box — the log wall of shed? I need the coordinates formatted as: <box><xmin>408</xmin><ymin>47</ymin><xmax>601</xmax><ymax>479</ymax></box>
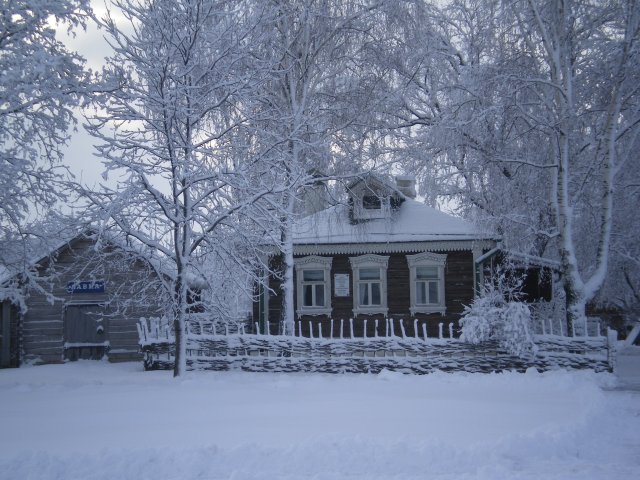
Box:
<box><xmin>21</xmin><ymin>237</ymin><xmax>163</xmax><ymax>365</ymax></box>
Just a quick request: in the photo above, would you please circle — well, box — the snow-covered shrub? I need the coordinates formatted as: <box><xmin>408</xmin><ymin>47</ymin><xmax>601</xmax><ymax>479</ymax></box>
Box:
<box><xmin>458</xmin><ymin>288</ymin><xmax>503</xmax><ymax>344</ymax></box>
<box><xmin>460</xmin><ymin>285</ymin><xmax>537</xmax><ymax>357</ymax></box>
<box><xmin>500</xmin><ymin>302</ymin><xmax>537</xmax><ymax>357</ymax></box>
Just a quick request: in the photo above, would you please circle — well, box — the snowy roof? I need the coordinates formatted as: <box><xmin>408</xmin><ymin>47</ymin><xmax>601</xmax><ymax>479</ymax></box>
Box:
<box><xmin>475</xmin><ymin>247</ymin><xmax>560</xmax><ymax>270</ymax></box>
<box><xmin>293</xmin><ymin>199</ymin><xmax>493</xmax><ymax>245</ymax></box>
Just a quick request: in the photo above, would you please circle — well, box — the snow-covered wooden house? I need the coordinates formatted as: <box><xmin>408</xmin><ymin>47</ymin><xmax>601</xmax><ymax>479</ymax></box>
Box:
<box><xmin>0</xmin><ymin>232</ymin><xmax>164</xmax><ymax>367</ymax></box>
<box><xmin>254</xmin><ymin>173</ymin><xmax>498</xmax><ymax>337</ymax></box>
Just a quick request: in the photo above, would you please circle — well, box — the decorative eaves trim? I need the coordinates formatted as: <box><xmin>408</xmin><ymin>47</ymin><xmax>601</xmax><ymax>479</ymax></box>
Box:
<box><xmin>293</xmin><ymin>240</ymin><xmax>495</xmax><ymax>256</ymax></box>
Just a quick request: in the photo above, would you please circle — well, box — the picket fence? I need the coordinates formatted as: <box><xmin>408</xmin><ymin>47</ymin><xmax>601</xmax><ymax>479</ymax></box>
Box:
<box><xmin>137</xmin><ymin>317</ymin><xmax>617</xmax><ymax>374</ymax></box>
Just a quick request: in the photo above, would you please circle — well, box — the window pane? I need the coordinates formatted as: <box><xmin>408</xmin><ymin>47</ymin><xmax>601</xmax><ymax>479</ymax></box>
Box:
<box><xmin>359</xmin><ymin>283</ymin><xmax>369</xmax><ymax>306</ymax></box>
<box><xmin>315</xmin><ymin>284</ymin><xmax>325</xmax><ymax>307</ymax></box>
<box><xmin>371</xmin><ymin>282</ymin><xmax>381</xmax><ymax>305</ymax></box>
<box><xmin>416</xmin><ymin>281</ymin><xmax>426</xmax><ymax>304</ymax></box>
<box><xmin>359</xmin><ymin>268</ymin><xmax>380</xmax><ymax>280</ymax></box>
<box><xmin>416</xmin><ymin>266</ymin><xmax>438</xmax><ymax>280</ymax></box>
<box><xmin>428</xmin><ymin>281</ymin><xmax>439</xmax><ymax>304</ymax></box>
<box><xmin>303</xmin><ymin>269</ymin><xmax>324</xmax><ymax>282</ymax></box>
<box><xmin>303</xmin><ymin>285</ymin><xmax>313</xmax><ymax>306</ymax></box>
<box><xmin>362</xmin><ymin>195</ymin><xmax>381</xmax><ymax>210</ymax></box>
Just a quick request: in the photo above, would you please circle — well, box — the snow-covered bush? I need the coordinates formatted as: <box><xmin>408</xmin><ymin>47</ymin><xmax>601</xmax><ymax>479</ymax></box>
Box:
<box><xmin>500</xmin><ymin>302</ymin><xmax>537</xmax><ymax>357</ymax></box>
<box><xmin>460</xmin><ymin>285</ymin><xmax>537</xmax><ymax>357</ymax></box>
<box><xmin>458</xmin><ymin>288</ymin><xmax>503</xmax><ymax>344</ymax></box>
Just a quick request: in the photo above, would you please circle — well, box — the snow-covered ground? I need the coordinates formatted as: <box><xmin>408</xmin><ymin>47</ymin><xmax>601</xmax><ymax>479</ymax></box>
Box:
<box><xmin>1</xmin><ymin>362</ymin><xmax>639</xmax><ymax>480</ymax></box>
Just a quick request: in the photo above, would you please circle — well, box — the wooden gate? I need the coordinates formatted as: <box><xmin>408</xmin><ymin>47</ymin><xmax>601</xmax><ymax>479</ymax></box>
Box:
<box><xmin>64</xmin><ymin>303</ymin><xmax>109</xmax><ymax>360</ymax></box>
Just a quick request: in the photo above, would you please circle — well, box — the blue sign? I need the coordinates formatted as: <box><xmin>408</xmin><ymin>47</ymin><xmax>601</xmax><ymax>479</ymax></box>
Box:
<box><xmin>66</xmin><ymin>280</ymin><xmax>105</xmax><ymax>294</ymax></box>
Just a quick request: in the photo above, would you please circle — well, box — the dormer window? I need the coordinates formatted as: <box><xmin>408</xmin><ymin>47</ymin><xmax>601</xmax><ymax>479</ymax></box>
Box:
<box><xmin>354</xmin><ymin>195</ymin><xmax>389</xmax><ymax>220</ymax></box>
<box><xmin>362</xmin><ymin>195</ymin><xmax>381</xmax><ymax>210</ymax></box>
<box><xmin>348</xmin><ymin>173</ymin><xmax>405</xmax><ymax>222</ymax></box>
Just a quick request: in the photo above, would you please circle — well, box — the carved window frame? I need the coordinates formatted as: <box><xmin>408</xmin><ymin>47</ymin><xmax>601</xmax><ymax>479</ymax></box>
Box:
<box><xmin>349</xmin><ymin>254</ymin><xmax>389</xmax><ymax>316</ymax></box>
<box><xmin>295</xmin><ymin>255</ymin><xmax>332</xmax><ymax>317</ymax></box>
<box><xmin>407</xmin><ymin>252</ymin><xmax>447</xmax><ymax>315</ymax></box>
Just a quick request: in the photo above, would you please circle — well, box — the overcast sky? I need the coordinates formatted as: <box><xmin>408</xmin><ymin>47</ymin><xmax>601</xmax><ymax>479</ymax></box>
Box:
<box><xmin>60</xmin><ymin>1</ymin><xmax>119</xmax><ymax>189</ymax></box>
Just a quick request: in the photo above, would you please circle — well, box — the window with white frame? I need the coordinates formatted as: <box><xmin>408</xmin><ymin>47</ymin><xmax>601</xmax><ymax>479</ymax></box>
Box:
<box><xmin>295</xmin><ymin>256</ymin><xmax>332</xmax><ymax>317</ymax></box>
<box><xmin>349</xmin><ymin>254</ymin><xmax>389</xmax><ymax>315</ymax></box>
<box><xmin>407</xmin><ymin>252</ymin><xmax>447</xmax><ymax>315</ymax></box>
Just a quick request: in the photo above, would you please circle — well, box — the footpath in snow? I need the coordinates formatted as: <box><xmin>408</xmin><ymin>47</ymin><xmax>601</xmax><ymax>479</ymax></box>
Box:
<box><xmin>0</xmin><ymin>361</ymin><xmax>639</xmax><ymax>480</ymax></box>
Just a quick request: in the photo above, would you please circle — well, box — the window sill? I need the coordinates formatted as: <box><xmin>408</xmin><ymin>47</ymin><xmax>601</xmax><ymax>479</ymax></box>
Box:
<box><xmin>353</xmin><ymin>307</ymin><xmax>388</xmax><ymax>316</ymax></box>
<box><xmin>410</xmin><ymin>306</ymin><xmax>446</xmax><ymax>315</ymax></box>
<box><xmin>297</xmin><ymin>308</ymin><xmax>332</xmax><ymax>318</ymax></box>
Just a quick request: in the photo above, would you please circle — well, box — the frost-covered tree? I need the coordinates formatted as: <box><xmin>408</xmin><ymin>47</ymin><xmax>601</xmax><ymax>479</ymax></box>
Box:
<box><xmin>250</xmin><ymin>0</ymin><xmax>389</xmax><ymax>334</ymax></box>
<box><xmin>0</xmin><ymin>0</ymin><xmax>93</xmax><ymax>292</ymax></box>
<box><xmin>84</xmin><ymin>0</ymin><xmax>286</xmax><ymax>376</ymax></box>
<box><xmin>393</xmin><ymin>0</ymin><xmax>640</xmax><ymax>330</ymax></box>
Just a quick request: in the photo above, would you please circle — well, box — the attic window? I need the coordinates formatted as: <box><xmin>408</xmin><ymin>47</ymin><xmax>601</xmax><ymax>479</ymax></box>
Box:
<box><xmin>362</xmin><ymin>195</ymin><xmax>381</xmax><ymax>210</ymax></box>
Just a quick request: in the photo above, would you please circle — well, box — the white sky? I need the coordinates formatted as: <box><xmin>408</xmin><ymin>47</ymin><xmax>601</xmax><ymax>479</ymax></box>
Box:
<box><xmin>60</xmin><ymin>1</ymin><xmax>120</xmax><ymax>189</ymax></box>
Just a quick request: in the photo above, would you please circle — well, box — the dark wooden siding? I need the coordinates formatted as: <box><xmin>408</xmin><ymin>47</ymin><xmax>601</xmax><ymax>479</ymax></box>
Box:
<box><xmin>21</xmin><ymin>237</ymin><xmax>163</xmax><ymax>365</ymax></box>
<box><xmin>259</xmin><ymin>249</ymin><xmax>475</xmax><ymax>338</ymax></box>
<box><xmin>0</xmin><ymin>301</ymin><xmax>20</xmax><ymax>368</ymax></box>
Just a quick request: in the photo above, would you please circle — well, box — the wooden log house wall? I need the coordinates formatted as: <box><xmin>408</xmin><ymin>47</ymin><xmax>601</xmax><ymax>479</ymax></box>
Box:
<box><xmin>256</xmin><ymin>249</ymin><xmax>477</xmax><ymax>337</ymax></box>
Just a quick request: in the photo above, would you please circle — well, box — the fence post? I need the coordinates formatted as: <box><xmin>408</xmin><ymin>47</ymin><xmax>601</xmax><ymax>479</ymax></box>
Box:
<box><xmin>438</xmin><ymin>322</ymin><xmax>443</xmax><ymax>339</ymax></box>
<box><xmin>330</xmin><ymin>319</ymin><xmax>334</xmax><ymax>339</ymax></box>
<box><xmin>449</xmin><ymin>322</ymin><xmax>454</xmax><ymax>338</ymax></box>
<box><xmin>308</xmin><ymin>320</ymin><xmax>313</xmax><ymax>339</ymax></box>
<box><xmin>571</xmin><ymin>320</ymin><xmax>576</xmax><ymax>337</ymax></box>
<box><xmin>349</xmin><ymin>318</ymin><xmax>354</xmax><ymax>339</ymax></box>
<box><xmin>375</xmin><ymin>319</ymin><xmax>379</xmax><ymax>338</ymax></box>
<box><xmin>340</xmin><ymin>319</ymin><xmax>344</xmax><ymax>339</ymax></box>
<box><xmin>413</xmin><ymin>319</ymin><xmax>418</xmax><ymax>339</ymax></box>
<box><xmin>390</xmin><ymin>318</ymin><xmax>395</xmax><ymax>337</ymax></box>
<box><xmin>607</xmin><ymin>328</ymin><xmax>618</xmax><ymax>372</ymax></box>
<box><xmin>363</xmin><ymin>319</ymin><xmax>368</xmax><ymax>339</ymax></box>
<box><xmin>399</xmin><ymin>320</ymin><xmax>406</xmax><ymax>339</ymax></box>
<box><xmin>422</xmin><ymin>323</ymin><xmax>428</xmax><ymax>341</ymax></box>
<box><xmin>583</xmin><ymin>317</ymin><xmax>589</xmax><ymax>337</ymax></box>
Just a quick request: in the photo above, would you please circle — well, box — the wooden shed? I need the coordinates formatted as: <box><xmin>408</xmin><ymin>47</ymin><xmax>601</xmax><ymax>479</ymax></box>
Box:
<box><xmin>1</xmin><ymin>232</ymin><xmax>165</xmax><ymax>366</ymax></box>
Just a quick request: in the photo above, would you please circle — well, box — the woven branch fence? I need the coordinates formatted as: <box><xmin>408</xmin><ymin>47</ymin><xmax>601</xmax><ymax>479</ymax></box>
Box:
<box><xmin>138</xmin><ymin>317</ymin><xmax>617</xmax><ymax>374</ymax></box>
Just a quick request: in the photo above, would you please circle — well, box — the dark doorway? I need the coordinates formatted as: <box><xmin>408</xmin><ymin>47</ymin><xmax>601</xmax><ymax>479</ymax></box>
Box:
<box><xmin>64</xmin><ymin>303</ymin><xmax>109</xmax><ymax>361</ymax></box>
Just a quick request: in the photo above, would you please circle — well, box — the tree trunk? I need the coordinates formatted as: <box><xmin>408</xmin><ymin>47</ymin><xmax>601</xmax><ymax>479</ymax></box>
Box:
<box><xmin>173</xmin><ymin>277</ymin><xmax>187</xmax><ymax>377</ymax></box>
<box><xmin>281</xmin><ymin>192</ymin><xmax>296</xmax><ymax>335</ymax></box>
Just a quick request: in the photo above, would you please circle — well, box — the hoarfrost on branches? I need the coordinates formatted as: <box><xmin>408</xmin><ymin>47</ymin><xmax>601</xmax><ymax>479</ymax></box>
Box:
<box><xmin>460</xmin><ymin>285</ymin><xmax>537</xmax><ymax>358</ymax></box>
<box><xmin>0</xmin><ymin>0</ymin><xmax>94</xmax><ymax>302</ymax></box>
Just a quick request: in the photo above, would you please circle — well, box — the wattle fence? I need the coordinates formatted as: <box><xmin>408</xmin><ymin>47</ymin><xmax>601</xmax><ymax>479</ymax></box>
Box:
<box><xmin>137</xmin><ymin>317</ymin><xmax>617</xmax><ymax>374</ymax></box>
